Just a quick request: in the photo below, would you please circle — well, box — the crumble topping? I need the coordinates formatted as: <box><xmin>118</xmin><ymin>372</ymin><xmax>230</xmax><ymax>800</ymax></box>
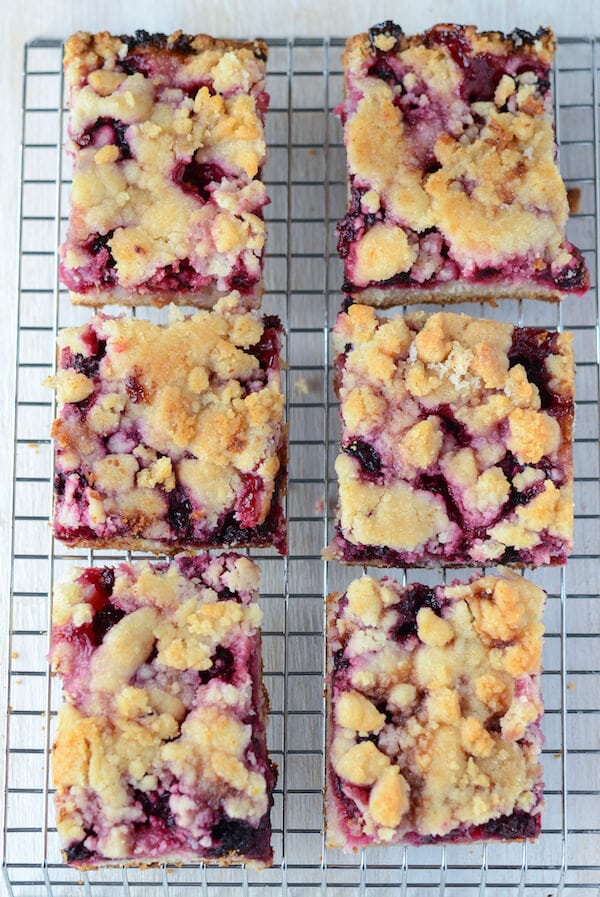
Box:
<box><xmin>327</xmin><ymin>570</ymin><xmax>545</xmax><ymax>848</ymax></box>
<box><xmin>61</xmin><ymin>31</ymin><xmax>269</xmax><ymax>306</ymax></box>
<box><xmin>335</xmin><ymin>690</ymin><xmax>386</xmax><ymax>733</ymax></box>
<box><xmin>353</xmin><ymin>222</ymin><xmax>418</xmax><ymax>284</ymax></box>
<box><xmin>326</xmin><ymin>306</ymin><xmax>574</xmax><ymax>567</ymax></box>
<box><xmin>426</xmin><ymin>107</ymin><xmax>567</xmax><ymax>269</ymax></box>
<box><xmin>346</xmin><ymin>81</ymin><xmax>433</xmax><ymax>234</ymax></box>
<box><xmin>337</xmin><ymin>23</ymin><xmax>588</xmax><ymax>302</ymax></box>
<box><xmin>47</xmin><ymin>294</ymin><xmax>286</xmax><ymax>553</ymax></box>
<box><xmin>335</xmin><ymin>455</ymin><xmax>452</xmax><ymax>550</ymax></box>
<box><xmin>51</xmin><ymin>554</ymin><xmax>275</xmax><ymax>867</ymax></box>
<box><xmin>507</xmin><ymin>408</ymin><xmax>561</xmax><ymax>463</ymax></box>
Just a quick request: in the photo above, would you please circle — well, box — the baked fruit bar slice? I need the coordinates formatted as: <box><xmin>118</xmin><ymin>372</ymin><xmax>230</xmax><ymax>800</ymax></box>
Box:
<box><xmin>46</xmin><ymin>294</ymin><xmax>286</xmax><ymax>553</ymax></box>
<box><xmin>60</xmin><ymin>30</ymin><xmax>269</xmax><ymax>307</ymax></box>
<box><xmin>51</xmin><ymin>554</ymin><xmax>276</xmax><ymax>868</ymax></box>
<box><xmin>337</xmin><ymin>23</ymin><xmax>588</xmax><ymax>305</ymax></box>
<box><xmin>325</xmin><ymin>304</ymin><xmax>574</xmax><ymax>567</ymax></box>
<box><xmin>326</xmin><ymin>570</ymin><xmax>545</xmax><ymax>849</ymax></box>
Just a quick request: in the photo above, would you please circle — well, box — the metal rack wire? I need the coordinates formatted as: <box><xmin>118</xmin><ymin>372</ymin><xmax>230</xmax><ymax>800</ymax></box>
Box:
<box><xmin>2</xmin><ymin>35</ymin><xmax>599</xmax><ymax>897</ymax></box>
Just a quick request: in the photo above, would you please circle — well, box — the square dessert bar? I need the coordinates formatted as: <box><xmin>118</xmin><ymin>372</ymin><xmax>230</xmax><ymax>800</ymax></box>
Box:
<box><xmin>325</xmin><ymin>305</ymin><xmax>574</xmax><ymax>567</ymax></box>
<box><xmin>326</xmin><ymin>570</ymin><xmax>545</xmax><ymax>849</ymax></box>
<box><xmin>337</xmin><ymin>23</ymin><xmax>588</xmax><ymax>305</ymax></box>
<box><xmin>60</xmin><ymin>30</ymin><xmax>269</xmax><ymax>307</ymax></box>
<box><xmin>47</xmin><ymin>294</ymin><xmax>286</xmax><ymax>554</ymax></box>
<box><xmin>51</xmin><ymin>554</ymin><xmax>276</xmax><ymax>868</ymax></box>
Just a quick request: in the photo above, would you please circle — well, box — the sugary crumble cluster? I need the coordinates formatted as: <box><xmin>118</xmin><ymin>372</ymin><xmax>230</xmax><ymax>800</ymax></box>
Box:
<box><xmin>51</xmin><ymin>554</ymin><xmax>276</xmax><ymax>868</ymax></box>
<box><xmin>336</xmin><ymin>23</ymin><xmax>588</xmax><ymax>305</ymax></box>
<box><xmin>60</xmin><ymin>31</ymin><xmax>269</xmax><ymax>307</ymax></box>
<box><xmin>326</xmin><ymin>571</ymin><xmax>544</xmax><ymax>848</ymax></box>
<box><xmin>47</xmin><ymin>294</ymin><xmax>286</xmax><ymax>554</ymax></box>
<box><xmin>326</xmin><ymin>305</ymin><xmax>574</xmax><ymax>568</ymax></box>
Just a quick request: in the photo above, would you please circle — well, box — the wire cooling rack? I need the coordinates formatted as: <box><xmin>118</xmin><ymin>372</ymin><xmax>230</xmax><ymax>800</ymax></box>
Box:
<box><xmin>2</xmin><ymin>35</ymin><xmax>599</xmax><ymax>897</ymax></box>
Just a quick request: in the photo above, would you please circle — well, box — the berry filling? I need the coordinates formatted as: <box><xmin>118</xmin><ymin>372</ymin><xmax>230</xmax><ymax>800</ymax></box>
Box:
<box><xmin>173</xmin><ymin>160</ymin><xmax>227</xmax><ymax>200</ymax></box>
<box><xmin>209</xmin><ymin>816</ymin><xmax>273</xmax><ymax>861</ymax></box>
<box><xmin>337</xmin><ymin>185</ymin><xmax>384</xmax><ymax>260</ymax></box>
<box><xmin>423</xmin><ymin>25</ymin><xmax>549</xmax><ymax>103</ymax></box>
<box><xmin>255</xmin><ymin>316</ymin><xmax>281</xmax><ymax>370</ymax></box>
<box><xmin>390</xmin><ymin>584</ymin><xmax>441</xmax><ymax>642</ymax></box>
<box><xmin>435</xmin><ymin>405</ymin><xmax>471</xmax><ymax>446</ymax></box>
<box><xmin>144</xmin><ymin>259</ymin><xmax>209</xmax><ymax>292</ymax></box>
<box><xmin>395</xmin><ymin>810</ymin><xmax>542</xmax><ymax>846</ymax></box>
<box><xmin>124</xmin><ymin>371</ymin><xmax>148</xmax><ymax>404</ymax></box>
<box><xmin>91</xmin><ymin>603</ymin><xmax>127</xmax><ymax>645</ymax></box>
<box><xmin>76</xmin><ymin>117</ymin><xmax>132</xmax><ymax>158</ymax></box>
<box><xmin>52</xmin><ymin>570</ymin><xmax>127</xmax><ymax>662</ymax></box>
<box><xmin>342</xmin><ymin>440</ymin><xmax>382</xmax><ymax>477</ymax></box>
<box><xmin>234</xmin><ymin>473</ymin><xmax>266</xmax><ymax>528</ymax></box>
<box><xmin>166</xmin><ymin>488</ymin><xmax>193</xmax><ymax>538</ymax></box>
<box><xmin>132</xmin><ymin>790</ymin><xmax>176</xmax><ymax>830</ymax></box>
<box><xmin>368</xmin><ymin>21</ymin><xmax>404</xmax><ymax>54</ymax></box>
<box><xmin>61</xmin><ymin>237</ymin><xmax>118</xmax><ymax>293</ymax></box>
<box><xmin>508</xmin><ymin>328</ymin><xmax>559</xmax><ymax>410</ymax></box>
<box><xmin>340</xmin><ymin>224</ymin><xmax>588</xmax><ymax>294</ymax></box>
<box><xmin>198</xmin><ymin>646</ymin><xmax>235</xmax><ymax>685</ymax></box>
<box><xmin>227</xmin><ymin>263</ymin><xmax>259</xmax><ymax>296</ymax></box>
<box><xmin>366</xmin><ymin>56</ymin><xmax>402</xmax><ymax>85</ymax></box>
<box><xmin>116</xmin><ymin>32</ymin><xmax>223</xmax><ymax>82</ymax></box>
<box><xmin>552</xmin><ymin>253</ymin><xmax>589</xmax><ymax>291</ymax></box>
<box><xmin>478</xmin><ymin>810</ymin><xmax>541</xmax><ymax>840</ymax></box>
<box><xmin>61</xmin><ymin>336</ymin><xmax>107</xmax><ymax>380</ymax></box>
<box><xmin>215</xmin><ymin>470</ymin><xmax>287</xmax><ymax>554</ymax></box>
<box><xmin>65</xmin><ymin>837</ymin><xmax>95</xmax><ymax>865</ymax></box>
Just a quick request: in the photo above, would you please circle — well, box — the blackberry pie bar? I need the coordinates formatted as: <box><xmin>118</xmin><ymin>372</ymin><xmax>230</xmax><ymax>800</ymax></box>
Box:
<box><xmin>51</xmin><ymin>553</ymin><xmax>276</xmax><ymax>868</ymax></box>
<box><xmin>60</xmin><ymin>30</ymin><xmax>269</xmax><ymax>307</ymax></box>
<box><xmin>325</xmin><ymin>305</ymin><xmax>574</xmax><ymax>567</ymax></box>
<box><xmin>46</xmin><ymin>295</ymin><xmax>286</xmax><ymax>553</ymax></box>
<box><xmin>337</xmin><ymin>23</ymin><xmax>588</xmax><ymax>305</ymax></box>
<box><xmin>326</xmin><ymin>570</ymin><xmax>545</xmax><ymax>849</ymax></box>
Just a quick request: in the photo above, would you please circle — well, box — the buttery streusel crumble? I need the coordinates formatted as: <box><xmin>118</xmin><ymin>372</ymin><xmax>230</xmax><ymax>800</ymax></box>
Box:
<box><xmin>60</xmin><ymin>31</ymin><xmax>269</xmax><ymax>307</ymax></box>
<box><xmin>51</xmin><ymin>554</ymin><xmax>276</xmax><ymax>868</ymax></box>
<box><xmin>325</xmin><ymin>304</ymin><xmax>574</xmax><ymax>567</ymax></box>
<box><xmin>46</xmin><ymin>295</ymin><xmax>286</xmax><ymax>553</ymax></box>
<box><xmin>326</xmin><ymin>570</ymin><xmax>544</xmax><ymax>849</ymax></box>
<box><xmin>337</xmin><ymin>23</ymin><xmax>588</xmax><ymax>305</ymax></box>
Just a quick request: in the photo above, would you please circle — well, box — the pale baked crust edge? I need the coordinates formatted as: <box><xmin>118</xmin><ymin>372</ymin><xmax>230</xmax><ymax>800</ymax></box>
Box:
<box><xmin>345</xmin><ymin>281</ymin><xmax>563</xmax><ymax>308</ymax></box>
<box><xmin>68</xmin><ymin>284</ymin><xmax>263</xmax><ymax>310</ymax></box>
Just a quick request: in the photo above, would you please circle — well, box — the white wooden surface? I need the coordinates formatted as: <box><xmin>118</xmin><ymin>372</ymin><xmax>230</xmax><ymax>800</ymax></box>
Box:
<box><xmin>1</xmin><ymin>3</ymin><xmax>599</xmax><ymax>894</ymax></box>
